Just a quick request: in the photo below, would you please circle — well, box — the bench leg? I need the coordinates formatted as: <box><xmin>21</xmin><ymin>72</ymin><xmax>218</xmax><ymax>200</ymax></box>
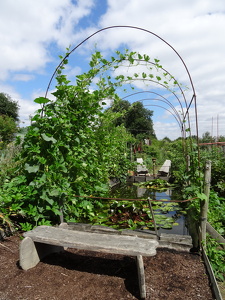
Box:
<box><xmin>136</xmin><ymin>255</ymin><xmax>146</xmax><ymax>299</ymax></box>
<box><xmin>19</xmin><ymin>236</ymin><xmax>64</xmax><ymax>271</ymax></box>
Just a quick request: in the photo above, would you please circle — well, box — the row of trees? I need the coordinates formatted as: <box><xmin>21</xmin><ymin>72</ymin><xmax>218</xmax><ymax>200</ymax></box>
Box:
<box><xmin>0</xmin><ymin>97</ymin><xmax>155</xmax><ymax>148</ymax></box>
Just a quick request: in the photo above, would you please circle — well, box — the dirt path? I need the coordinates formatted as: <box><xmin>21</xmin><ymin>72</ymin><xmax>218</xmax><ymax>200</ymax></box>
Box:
<box><xmin>0</xmin><ymin>235</ymin><xmax>215</xmax><ymax>300</ymax></box>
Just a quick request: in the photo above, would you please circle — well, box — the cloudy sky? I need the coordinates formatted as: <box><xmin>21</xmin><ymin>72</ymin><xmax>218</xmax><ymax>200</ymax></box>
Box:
<box><xmin>1</xmin><ymin>0</ymin><xmax>225</xmax><ymax>140</ymax></box>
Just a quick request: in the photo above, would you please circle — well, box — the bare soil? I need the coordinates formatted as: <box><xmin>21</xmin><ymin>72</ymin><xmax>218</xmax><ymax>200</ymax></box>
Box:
<box><xmin>0</xmin><ymin>234</ymin><xmax>215</xmax><ymax>300</ymax></box>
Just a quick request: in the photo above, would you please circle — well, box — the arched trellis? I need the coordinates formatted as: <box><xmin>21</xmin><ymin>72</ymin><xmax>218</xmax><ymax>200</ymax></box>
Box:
<box><xmin>122</xmin><ymin>91</ymin><xmax>185</xmax><ymax>134</ymax></box>
<box><xmin>44</xmin><ymin>25</ymin><xmax>199</xmax><ymax>164</ymax></box>
<box><xmin>114</xmin><ymin>58</ymin><xmax>189</xmax><ymax>113</ymax></box>
<box><xmin>122</xmin><ymin>92</ymin><xmax>190</xmax><ymax>157</ymax></box>
<box><xmin>138</xmin><ymin>100</ymin><xmax>183</xmax><ymax>133</ymax></box>
<box><xmin>45</xmin><ymin>25</ymin><xmax>198</xmax><ymax>141</ymax></box>
<box><xmin>144</xmin><ymin>104</ymin><xmax>183</xmax><ymax>131</ymax></box>
<box><xmin>117</xmin><ymin>57</ymin><xmax>193</xmax><ymax>140</ymax></box>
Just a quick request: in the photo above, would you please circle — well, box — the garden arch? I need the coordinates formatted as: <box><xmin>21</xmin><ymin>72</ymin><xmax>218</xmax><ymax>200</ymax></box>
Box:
<box><xmin>45</xmin><ymin>25</ymin><xmax>199</xmax><ymax>144</ymax></box>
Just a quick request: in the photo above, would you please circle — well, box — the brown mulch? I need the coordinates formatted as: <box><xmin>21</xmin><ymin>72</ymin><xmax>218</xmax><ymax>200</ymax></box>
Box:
<box><xmin>0</xmin><ymin>235</ymin><xmax>215</xmax><ymax>300</ymax></box>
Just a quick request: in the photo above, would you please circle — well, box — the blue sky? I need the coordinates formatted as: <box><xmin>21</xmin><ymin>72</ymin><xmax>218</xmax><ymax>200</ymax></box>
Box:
<box><xmin>1</xmin><ymin>0</ymin><xmax>225</xmax><ymax>140</ymax></box>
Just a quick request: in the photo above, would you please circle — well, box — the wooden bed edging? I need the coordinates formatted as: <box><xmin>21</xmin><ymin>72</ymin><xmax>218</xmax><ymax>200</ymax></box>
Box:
<box><xmin>202</xmin><ymin>246</ymin><xmax>223</xmax><ymax>300</ymax></box>
<box><xmin>206</xmin><ymin>222</ymin><xmax>225</xmax><ymax>249</ymax></box>
<box><xmin>199</xmin><ymin>224</ymin><xmax>224</xmax><ymax>299</ymax></box>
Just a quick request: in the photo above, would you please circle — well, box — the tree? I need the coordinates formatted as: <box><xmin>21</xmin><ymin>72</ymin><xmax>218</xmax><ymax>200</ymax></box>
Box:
<box><xmin>0</xmin><ymin>115</ymin><xmax>18</xmax><ymax>144</ymax></box>
<box><xmin>0</xmin><ymin>93</ymin><xmax>19</xmax><ymax>121</ymax></box>
<box><xmin>108</xmin><ymin>99</ymin><xmax>156</xmax><ymax>139</ymax></box>
<box><xmin>0</xmin><ymin>93</ymin><xmax>19</xmax><ymax>143</ymax></box>
<box><xmin>162</xmin><ymin>137</ymin><xmax>171</xmax><ymax>143</ymax></box>
<box><xmin>109</xmin><ymin>99</ymin><xmax>130</xmax><ymax>127</ymax></box>
<box><xmin>201</xmin><ymin>131</ymin><xmax>214</xmax><ymax>143</ymax></box>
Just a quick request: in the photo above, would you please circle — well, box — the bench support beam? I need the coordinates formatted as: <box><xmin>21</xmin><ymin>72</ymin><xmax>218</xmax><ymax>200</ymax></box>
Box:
<box><xmin>136</xmin><ymin>255</ymin><xmax>146</xmax><ymax>299</ymax></box>
<box><xmin>19</xmin><ymin>237</ymin><xmax>64</xmax><ymax>271</ymax></box>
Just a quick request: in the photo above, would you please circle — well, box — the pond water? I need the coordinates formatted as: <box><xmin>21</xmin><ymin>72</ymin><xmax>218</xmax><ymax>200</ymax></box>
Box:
<box><xmin>110</xmin><ymin>182</ymin><xmax>189</xmax><ymax>236</ymax></box>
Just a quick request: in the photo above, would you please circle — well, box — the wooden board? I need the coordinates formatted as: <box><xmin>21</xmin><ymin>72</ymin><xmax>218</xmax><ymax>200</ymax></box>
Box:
<box><xmin>23</xmin><ymin>225</ymin><xmax>158</xmax><ymax>257</ymax></box>
<box><xmin>158</xmin><ymin>159</ymin><xmax>171</xmax><ymax>172</ymax></box>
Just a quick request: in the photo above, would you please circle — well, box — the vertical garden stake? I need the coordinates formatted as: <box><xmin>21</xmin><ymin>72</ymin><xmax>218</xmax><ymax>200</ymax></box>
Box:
<box><xmin>59</xmin><ymin>195</ymin><xmax>64</xmax><ymax>224</ymax></box>
<box><xmin>201</xmin><ymin>160</ymin><xmax>211</xmax><ymax>242</ymax></box>
<box><xmin>147</xmin><ymin>197</ymin><xmax>159</xmax><ymax>239</ymax></box>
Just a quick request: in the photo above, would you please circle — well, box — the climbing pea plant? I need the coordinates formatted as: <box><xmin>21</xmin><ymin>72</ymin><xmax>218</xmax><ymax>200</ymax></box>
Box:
<box><xmin>0</xmin><ymin>49</ymin><xmax>181</xmax><ymax>230</ymax></box>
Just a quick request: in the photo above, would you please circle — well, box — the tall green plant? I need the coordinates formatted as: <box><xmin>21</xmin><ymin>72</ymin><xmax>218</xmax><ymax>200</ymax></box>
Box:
<box><xmin>0</xmin><ymin>49</ymin><xmax>183</xmax><ymax>230</ymax></box>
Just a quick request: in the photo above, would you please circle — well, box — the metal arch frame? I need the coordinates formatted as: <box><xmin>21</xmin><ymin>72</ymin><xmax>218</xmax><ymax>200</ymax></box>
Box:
<box><xmin>98</xmin><ymin>56</ymin><xmax>189</xmax><ymax>115</ymax></box>
<box><xmin>140</xmin><ymin>103</ymin><xmax>187</xmax><ymax>154</ymax></box>
<box><xmin>130</xmin><ymin>59</ymin><xmax>189</xmax><ymax>112</ymax></box>
<box><xmin>142</xmin><ymin>104</ymin><xmax>183</xmax><ymax>133</ymax></box>
<box><xmin>122</xmin><ymin>89</ymin><xmax>192</xmax><ymax>138</ymax></box>
<box><xmin>45</xmin><ymin>25</ymin><xmax>196</xmax><ymax>98</ymax></box>
<box><xmin>123</xmin><ymin>92</ymin><xmax>184</xmax><ymax>125</ymax></box>
<box><xmin>44</xmin><ymin>25</ymin><xmax>199</xmax><ymax>144</ymax></box>
<box><xmin>138</xmin><ymin>99</ymin><xmax>182</xmax><ymax>129</ymax></box>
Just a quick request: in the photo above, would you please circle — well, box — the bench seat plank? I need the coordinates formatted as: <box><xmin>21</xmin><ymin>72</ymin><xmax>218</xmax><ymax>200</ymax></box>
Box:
<box><xmin>23</xmin><ymin>225</ymin><xmax>158</xmax><ymax>256</ymax></box>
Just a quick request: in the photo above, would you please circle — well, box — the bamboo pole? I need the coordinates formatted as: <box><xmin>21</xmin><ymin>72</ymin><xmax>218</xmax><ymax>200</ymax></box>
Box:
<box><xmin>201</xmin><ymin>160</ymin><xmax>211</xmax><ymax>242</ymax></box>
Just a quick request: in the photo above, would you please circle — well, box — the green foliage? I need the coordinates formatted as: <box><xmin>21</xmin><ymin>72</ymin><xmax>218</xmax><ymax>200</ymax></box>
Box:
<box><xmin>95</xmin><ymin>109</ymin><xmax>135</xmax><ymax>181</ymax></box>
<box><xmin>97</xmin><ymin>200</ymin><xmax>154</xmax><ymax>230</ymax></box>
<box><xmin>0</xmin><ymin>142</ymin><xmax>21</xmax><ymax>185</ymax></box>
<box><xmin>90</xmin><ymin>184</ymin><xmax>183</xmax><ymax>232</ymax></box>
<box><xmin>2</xmin><ymin>48</ymin><xmax>174</xmax><ymax>229</ymax></box>
<box><xmin>107</xmin><ymin>100</ymin><xmax>156</xmax><ymax>139</ymax></box>
<box><xmin>208</xmin><ymin>191</ymin><xmax>225</xmax><ymax>236</ymax></box>
<box><xmin>162</xmin><ymin>136</ymin><xmax>225</xmax><ymax>281</ymax></box>
<box><xmin>126</xmin><ymin>102</ymin><xmax>155</xmax><ymax>138</ymax></box>
<box><xmin>101</xmin><ymin>183</ymin><xmax>183</xmax><ymax>230</ymax></box>
<box><xmin>205</xmin><ymin>235</ymin><xmax>225</xmax><ymax>281</ymax></box>
<box><xmin>0</xmin><ymin>93</ymin><xmax>19</xmax><ymax>144</ymax></box>
<box><xmin>0</xmin><ymin>93</ymin><xmax>19</xmax><ymax>121</ymax></box>
<box><xmin>134</xmin><ymin>178</ymin><xmax>173</xmax><ymax>191</ymax></box>
<box><xmin>0</xmin><ymin>49</ymin><xmax>199</xmax><ymax>242</ymax></box>
<box><xmin>0</xmin><ymin>115</ymin><xmax>18</xmax><ymax>144</ymax></box>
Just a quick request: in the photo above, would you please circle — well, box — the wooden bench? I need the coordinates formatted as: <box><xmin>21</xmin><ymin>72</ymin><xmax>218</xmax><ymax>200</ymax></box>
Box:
<box><xmin>157</xmin><ymin>159</ymin><xmax>171</xmax><ymax>177</ymax></box>
<box><xmin>19</xmin><ymin>225</ymin><xmax>158</xmax><ymax>299</ymax></box>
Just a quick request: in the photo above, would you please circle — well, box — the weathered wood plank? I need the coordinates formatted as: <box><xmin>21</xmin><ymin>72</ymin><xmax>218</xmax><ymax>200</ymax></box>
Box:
<box><xmin>23</xmin><ymin>226</ymin><xmax>159</xmax><ymax>257</ymax></box>
<box><xmin>136</xmin><ymin>255</ymin><xmax>146</xmax><ymax>299</ymax></box>
<box><xmin>202</xmin><ymin>246</ymin><xmax>223</xmax><ymax>300</ymax></box>
<box><xmin>137</xmin><ymin>158</ymin><xmax>148</xmax><ymax>174</ymax></box>
<box><xmin>158</xmin><ymin>159</ymin><xmax>171</xmax><ymax>176</ymax></box>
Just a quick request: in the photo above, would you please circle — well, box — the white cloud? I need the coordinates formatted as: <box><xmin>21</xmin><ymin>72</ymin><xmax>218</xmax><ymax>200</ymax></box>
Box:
<box><xmin>18</xmin><ymin>98</ymin><xmax>40</xmax><ymax>126</ymax></box>
<box><xmin>1</xmin><ymin>0</ymin><xmax>225</xmax><ymax>140</ymax></box>
<box><xmin>0</xmin><ymin>0</ymin><xmax>94</xmax><ymax>80</ymax></box>
<box><xmin>154</xmin><ymin>121</ymin><xmax>181</xmax><ymax>140</ymax></box>
<box><xmin>0</xmin><ymin>0</ymin><xmax>95</xmax><ymax>125</ymax></box>
<box><xmin>90</xmin><ymin>0</ymin><xmax>225</xmax><ymax>139</ymax></box>
<box><xmin>12</xmin><ymin>74</ymin><xmax>35</xmax><ymax>82</ymax></box>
